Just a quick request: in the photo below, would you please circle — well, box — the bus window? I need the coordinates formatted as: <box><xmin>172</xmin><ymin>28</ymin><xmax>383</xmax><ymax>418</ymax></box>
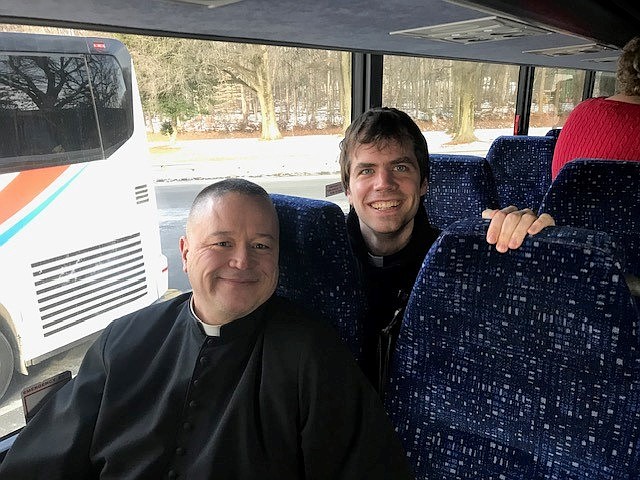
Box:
<box><xmin>0</xmin><ymin>54</ymin><xmax>103</xmax><ymax>170</ymax></box>
<box><xmin>0</xmin><ymin>33</ymin><xmax>168</xmax><ymax>437</ymax></box>
<box><xmin>136</xmin><ymin>37</ymin><xmax>352</xmax><ymax>210</ymax></box>
<box><xmin>383</xmin><ymin>56</ymin><xmax>519</xmax><ymax>156</ymax></box>
<box><xmin>530</xmin><ymin>67</ymin><xmax>586</xmax><ymax>131</ymax></box>
<box><xmin>87</xmin><ymin>54</ymin><xmax>133</xmax><ymax>155</ymax></box>
<box><xmin>0</xmin><ymin>52</ymin><xmax>134</xmax><ymax>172</ymax></box>
<box><xmin>593</xmin><ymin>71</ymin><xmax>617</xmax><ymax>97</ymax></box>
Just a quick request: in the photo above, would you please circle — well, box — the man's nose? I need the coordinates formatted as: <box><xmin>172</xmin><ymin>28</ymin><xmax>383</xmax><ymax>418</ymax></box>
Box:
<box><xmin>374</xmin><ymin>168</ymin><xmax>397</xmax><ymax>190</ymax></box>
<box><xmin>229</xmin><ymin>245</ymin><xmax>252</xmax><ymax>269</ymax></box>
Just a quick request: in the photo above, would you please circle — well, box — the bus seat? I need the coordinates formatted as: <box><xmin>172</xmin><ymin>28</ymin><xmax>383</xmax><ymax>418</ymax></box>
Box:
<box><xmin>539</xmin><ymin>158</ymin><xmax>640</xmax><ymax>278</ymax></box>
<box><xmin>424</xmin><ymin>154</ymin><xmax>499</xmax><ymax>230</ymax></box>
<box><xmin>270</xmin><ymin>194</ymin><xmax>365</xmax><ymax>361</ymax></box>
<box><xmin>385</xmin><ymin>218</ymin><xmax>640</xmax><ymax>479</ymax></box>
<box><xmin>486</xmin><ymin>135</ymin><xmax>556</xmax><ymax>211</ymax></box>
<box><xmin>545</xmin><ymin>128</ymin><xmax>562</xmax><ymax>139</ymax></box>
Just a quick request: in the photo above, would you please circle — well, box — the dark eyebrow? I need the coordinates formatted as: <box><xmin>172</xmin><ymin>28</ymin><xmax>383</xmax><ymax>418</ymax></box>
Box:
<box><xmin>390</xmin><ymin>156</ymin><xmax>417</xmax><ymax>165</ymax></box>
<box><xmin>353</xmin><ymin>157</ymin><xmax>415</xmax><ymax>169</ymax></box>
<box><xmin>353</xmin><ymin>162</ymin><xmax>375</xmax><ymax>169</ymax></box>
<box><xmin>255</xmin><ymin>233</ymin><xmax>277</xmax><ymax>241</ymax></box>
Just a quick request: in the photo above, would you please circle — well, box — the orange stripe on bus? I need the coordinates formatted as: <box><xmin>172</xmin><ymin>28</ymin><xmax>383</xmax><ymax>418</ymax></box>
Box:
<box><xmin>0</xmin><ymin>165</ymin><xmax>69</xmax><ymax>225</ymax></box>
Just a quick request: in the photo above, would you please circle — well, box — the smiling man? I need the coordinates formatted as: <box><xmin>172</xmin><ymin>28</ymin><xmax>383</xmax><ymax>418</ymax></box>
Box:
<box><xmin>339</xmin><ymin>107</ymin><xmax>555</xmax><ymax>392</ymax></box>
<box><xmin>180</xmin><ymin>184</ymin><xmax>280</xmax><ymax>328</ymax></box>
<box><xmin>0</xmin><ymin>179</ymin><xmax>412</xmax><ymax>480</ymax></box>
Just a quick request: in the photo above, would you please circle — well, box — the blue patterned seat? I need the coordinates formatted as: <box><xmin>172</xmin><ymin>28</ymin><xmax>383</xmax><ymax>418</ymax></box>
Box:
<box><xmin>545</xmin><ymin>128</ymin><xmax>562</xmax><ymax>140</ymax></box>
<box><xmin>539</xmin><ymin>158</ymin><xmax>640</xmax><ymax>277</ymax></box>
<box><xmin>270</xmin><ymin>194</ymin><xmax>365</xmax><ymax>360</ymax></box>
<box><xmin>486</xmin><ymin>135</ymin><xmax>556</xmax><ymax>211</ymax></box>
<box><xmin>385</xmin><ymin>218</ymin><xmax>640</xmax><ymax>479</ymax></box>
<box><xmin>424</xmin><ymin>154</ymin><xmax>499</xmax><ymax>230</ymax></box>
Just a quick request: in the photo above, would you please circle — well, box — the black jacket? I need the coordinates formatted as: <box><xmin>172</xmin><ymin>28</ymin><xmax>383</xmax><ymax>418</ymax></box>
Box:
<box><xmin>347</xmin><ymin>205</ymin><xmax>440</xmax><ymax>391</ymax></box>
<box><xmin>0</xmin><ymin>293</ymin><xmax>412</xmax><ymax>480</ymax></box>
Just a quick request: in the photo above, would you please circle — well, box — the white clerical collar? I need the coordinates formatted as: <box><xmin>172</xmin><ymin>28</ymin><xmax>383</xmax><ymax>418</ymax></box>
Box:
<box><xmin>367</xmin><ymin>251</ymin><xmax>384</xmax><ymax>268</ymax></box>
<box><xmin>189</xmin><ymin>296</ymin><xmax>221</xmax><ymax>336</ymax></box>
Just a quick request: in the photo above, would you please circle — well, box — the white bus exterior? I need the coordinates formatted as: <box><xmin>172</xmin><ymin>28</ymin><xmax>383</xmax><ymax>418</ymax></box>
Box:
<box><xmin>0</xmin><ymin>32</ymin><xmax>168</xmax><ymax>399</ymax></box>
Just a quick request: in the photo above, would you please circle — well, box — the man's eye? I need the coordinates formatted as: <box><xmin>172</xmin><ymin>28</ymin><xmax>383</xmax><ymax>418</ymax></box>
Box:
<box><xmin>394</xmin><ymin>164</ymin><xmax>409</xmax><ymax>172</ymax></box>
<box><xmin>254</xmin><ymin>243</ymin><xmax>270</xmax><ymax>250</ymax></box>
<box><xmin>214</xmin><ymin>241</ymin><xmax>231</xmax><ymax>247</ymax></box>
<box><xmin>359</xmin><ymin>168</ymin><xmax>374</xmax><ymax>175</ymax></box>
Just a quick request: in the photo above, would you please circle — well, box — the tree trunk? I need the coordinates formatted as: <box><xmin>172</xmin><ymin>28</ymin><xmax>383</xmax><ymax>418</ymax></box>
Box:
<box><xmin>240</xmin><ymin>85</ymin><xmax>249</xmax><ymax>123</ymax></box>
<box><xmin>448</xmin><ymin>66</ymin><xmax>460</xmax><ymax>135</ymax></box>
<box><xmin>256</xmin><ymin>47</ymin><xmax>282</xmax><ymax>140</ymax></box>
<box><xmin>340</xmin><ymin>51</ymin><xmax>351</xmax><ymax>131</ymax></box>
<box><xmin>169</xmin><ymin>116</ymin><xmax>178</xmax><ymax>144</ymax></box>
<box><xmin>536</xmin><ymin>71</ymin><xmax>546</xmax><ymax>114</ymax></box>
<box><xmin>448</xmin><ymin>62</ymin><xmax>480</xmax><ymax>144</ymax></box>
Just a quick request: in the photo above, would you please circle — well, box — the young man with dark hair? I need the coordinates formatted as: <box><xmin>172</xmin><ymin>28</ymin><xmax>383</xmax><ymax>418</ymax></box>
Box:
<box><xmin>339</xmin><ymin>107</ymin><xmax>555</xmax><ymax>391</ymax></box>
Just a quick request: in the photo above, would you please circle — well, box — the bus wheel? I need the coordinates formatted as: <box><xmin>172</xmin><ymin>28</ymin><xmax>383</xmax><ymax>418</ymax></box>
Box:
<box><xmin>0</xmin><ymin>332</ymin><xmax>14</xmax><ymax>400</ymax></box>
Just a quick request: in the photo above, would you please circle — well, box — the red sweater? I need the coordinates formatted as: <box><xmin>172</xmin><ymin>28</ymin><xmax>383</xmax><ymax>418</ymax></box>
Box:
<box><xmin>551</xmin><ymin>97</ymin><xmax>640</xmax><ymax>178</ymax></box>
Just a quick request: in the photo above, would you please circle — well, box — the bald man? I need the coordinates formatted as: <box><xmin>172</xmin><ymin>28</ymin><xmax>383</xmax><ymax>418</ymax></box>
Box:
<box><xmin>0</xmin><ymin>178</ymin><xmax>412</xmax><ymax>480</ymax></box>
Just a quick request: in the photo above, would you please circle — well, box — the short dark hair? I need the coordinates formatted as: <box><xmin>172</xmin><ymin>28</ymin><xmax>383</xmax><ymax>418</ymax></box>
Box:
<box><xmin>616</xmin><ymin>36</ymin><xmax>640</xmax><ymax>96</ymax></box>
<box><xmin>189</xmin><ymin>178</ymin><xmax>273</xmax><ymax>221</ymax></box>
<box><xmin>338</xmin><ymin>107</ymin><xmax>429</xmax><ymax>191</ymax></box>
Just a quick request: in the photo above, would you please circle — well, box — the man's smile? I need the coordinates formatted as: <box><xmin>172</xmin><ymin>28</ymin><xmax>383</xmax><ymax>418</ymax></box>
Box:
<box><xmin>369</xmin><ymin>200</ymin><xmax>401</xmax><ymax>210</ymax></box>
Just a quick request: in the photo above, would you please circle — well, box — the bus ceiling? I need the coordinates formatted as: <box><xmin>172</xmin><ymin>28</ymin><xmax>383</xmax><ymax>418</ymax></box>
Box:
<box><xmin>460</xmin><ymin>0</ymin><xmax>640</xmax><ymax>49</ymax></box>
<box><xmin>0</xmin><ymin>0</ymin><xmax>638</xmax><ymax>72</ymax></box>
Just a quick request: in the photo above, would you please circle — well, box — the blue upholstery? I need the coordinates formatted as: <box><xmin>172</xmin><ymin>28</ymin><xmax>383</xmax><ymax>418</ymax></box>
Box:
<box><xmin>545</xmin><ymin>128</ymin><xmax>562</xmax><ymax>140</ymax></box>
<box><xmin>270</xmin><ymin>194</ymin><xmax>365</xmax><ymax>360</ymax></box>
<box><xmin>424</xmin><ymin>154</ymin><xmax>499</xmax><ymax>230</ymax></box>
<box><xmin>486</xmin><ymin>135</ymin><xmax>556</xmax><ymax>211</ymax></box>
<box><xmin>539</xmin><ymin>158</ymin><xmax>640</xmax><ymax>277</ymax></box>
<box><xmin>386</xmin><ymin>218</ymin><xmax>640</xmax><ymax>479</ymax></box>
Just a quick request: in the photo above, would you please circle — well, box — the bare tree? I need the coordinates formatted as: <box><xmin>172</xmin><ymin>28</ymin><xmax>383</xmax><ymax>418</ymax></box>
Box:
<box><xmin>339</xmin><ymin>51</ymin><xmax>351</xmax><ymax>131</ymax></box>
<box><xmin>448</xmin><ymin>61</ymin><xmax>481</xmax><ymax>144</ymax></box>
<box><xmin>116</xmin><ymin>34</ymin><xmax>209</xmax><ymax>138</ymax></box>
<box><xmin>214</xmin><ymin>43</ymin><xmax>282</xmax><ymax>140</ymax></box>
<box><xmin>0</xmin><ymin>54</ymin><xmax>93</xmax><ymax>147</ymax></box>
<box><xmin>3</xmin><ymin>24</ymin><xmax>528</xmax><ymax>143</ymax></box>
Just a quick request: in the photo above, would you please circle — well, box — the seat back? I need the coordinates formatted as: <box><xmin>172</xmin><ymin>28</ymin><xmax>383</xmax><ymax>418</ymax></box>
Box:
<box><xmin>424</xmin><ymin>154</ymin><xmax>499</xmax><ymax>229</ymax></box>
<box><xmin>539</xmin><ymin>158</ymin><xmax>640</xmax><ymax>277</ymax></box>
<box><xmin>486</xmin><ymin>135</ymin><xmax>556</xmax><ymax>210</ymax></box>
<box><xmin>270</xmin><ymin>194</ymin><xmax>365</xmax><ymax>360</ymax></box>
<box><xmin>545</xmin><ymin>128</ymin><xmax>562</xmax><ymax>140</ymax></box>
<box><xmin>386</xmin><ymin>218</ymin><xmax>640</xmax><ymax>479</ymax></box>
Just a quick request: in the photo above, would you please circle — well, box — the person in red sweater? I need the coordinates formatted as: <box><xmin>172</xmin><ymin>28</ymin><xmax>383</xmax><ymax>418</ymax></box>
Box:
<box><xmin>551</xmin><ymin>36</ymin><xmax>640</xmax><ymax>179</ymax></box>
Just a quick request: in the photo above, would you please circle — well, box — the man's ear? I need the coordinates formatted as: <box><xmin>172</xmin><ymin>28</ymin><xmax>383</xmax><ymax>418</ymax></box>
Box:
<box><xmin>420</xmin><ymin>177</ymin><xmax>428</xmax><ymax>196</ymax></box>
<box><xmin>179</xmin><ymin>236</ymin><xmax>189</xmax><ymax>273</ymax></box>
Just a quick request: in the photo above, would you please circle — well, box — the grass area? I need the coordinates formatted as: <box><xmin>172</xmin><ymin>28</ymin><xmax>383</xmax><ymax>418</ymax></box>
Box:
<box><xmin>149</xmin><ymin>144</ymin><xmax>182</xmax><ymax>154</ymax></box>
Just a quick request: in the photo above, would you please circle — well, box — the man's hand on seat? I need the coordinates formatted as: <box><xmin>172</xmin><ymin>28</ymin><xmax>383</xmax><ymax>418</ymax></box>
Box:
<box><xmin>482</xmin><ymin>206</ymin><xmax>555</xmax><ymax>253</ymax></box>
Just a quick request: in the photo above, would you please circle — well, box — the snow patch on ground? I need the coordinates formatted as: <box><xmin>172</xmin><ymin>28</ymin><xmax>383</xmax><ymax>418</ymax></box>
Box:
<box><xmin>150</xmin><ymin>127</ymin><xmax>552</xmax><ymax>182</ymax></box>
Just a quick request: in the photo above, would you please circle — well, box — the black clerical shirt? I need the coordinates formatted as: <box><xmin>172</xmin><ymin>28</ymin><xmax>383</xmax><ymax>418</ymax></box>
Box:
<box><xmin>347</xmin><ymin>205</ymin><xmax>440</xmax><ymax>392</ymax></box>
<box><xmin>0</xmin><ymin>293</ymin><xmax>412</xmax><ymax>479</ymax></box>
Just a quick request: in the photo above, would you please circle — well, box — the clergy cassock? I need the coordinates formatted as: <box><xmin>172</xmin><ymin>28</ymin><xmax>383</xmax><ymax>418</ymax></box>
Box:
<box><xmin>0</xmin><ymin>292</ymin><xmax>412</xmax><ymax>479</ymax></box>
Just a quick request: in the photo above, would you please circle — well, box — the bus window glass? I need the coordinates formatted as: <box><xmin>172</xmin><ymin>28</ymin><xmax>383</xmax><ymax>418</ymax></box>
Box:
<box><xmin>0</xmin><ymin>54</ymin><xmax>102</xmax><ymax>172</ymax></box>
<box><xmin>382</xmin><ymin>56</ymin><xmax>519</xmax><ymax>155</ymax></box>
<box><xmin>593</xmin><ymin>71</ymin><xmax>617</xmax><ymax>97</ymax></box>
<box><xmin>87</xmin><ymin>54</ymin><xmax>133</xmax><ymax>155</ymax></box>
<box><xmin>139</xmin><ymin>39</ymin><xmax>352</xmax><ymax>210</ymax></box>
<box><xmin>530</xmin><ymin>67</ymin><xmax>586</xmax><ymax>130</ymax></box>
